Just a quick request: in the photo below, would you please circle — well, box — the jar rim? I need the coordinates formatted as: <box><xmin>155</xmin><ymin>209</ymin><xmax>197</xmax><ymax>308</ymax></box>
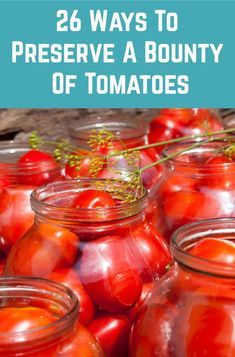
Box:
<box><xmin>31</xmin><ymin>178</ymin><xmax>148</xmax><ymax>223</ymax></box>
<box><xmin>0</xmin><ymin>276</ymin><xmax>78</xmax><ymax>347</ymax></box>
<box><xmin>171</xmin><ymin>218</ymin><xmax>235</xmax><ymax>278</ymax></box>
<box><xmin>67</xmin><ymin>116</ymin><xmax>149</xmax><ymax>141</ymax></box>
<box><xmin>163</xmin><ymin>139</ymin><xmax>235</xmax><ymax>176</ymax></box>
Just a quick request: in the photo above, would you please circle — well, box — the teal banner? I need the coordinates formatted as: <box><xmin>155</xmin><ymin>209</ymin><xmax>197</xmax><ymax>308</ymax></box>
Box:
<box><xmin>0</xmin><ymin>1</ymin><xmax>234</xmax><ymax>108</ymax></box>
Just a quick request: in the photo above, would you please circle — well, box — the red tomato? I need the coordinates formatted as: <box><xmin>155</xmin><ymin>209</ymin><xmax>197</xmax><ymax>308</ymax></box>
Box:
<box><xmin>0</xmin><ymin>307</ymin><xmax>57</xmax><ymax>333</ymax></box>
<box><xmin>161</xmin><ymin>108</ymin><xmax>193</xmax><ymax>125</ymax></box>
<box><xmin>127</xmin><ymin>282</ymin><xmax>154</xmax><ymax>321</ymax></box>
<box><xmin>79</xmin><ymin>235</ymin><xmax>143</xmax><ymax>313</ymax></box>
<box><xmin>164</xmin><ymin>190</ymin><xmax>221</xmax><ymax>232</ymax></box>
<box><xmin>57</xmin><ymin>322</ymin><xmax>105</xmax><ymax>356</ymax></box>
<box><xmin>130</xmin><ymin>302</ymin><xmax>179</xmax><ymax>357</ymax></box>
<box><xmin>171</xmin><ymin>296</ymin><xmax>235</xmax><ymax>356</ymax></box>
<box><xmin>190</xmin><ymin>238</ymin><xmax>235</xmax><ymax>265</ymax></box>
<box><xmin>157</xmin><ymin>173</ymin><xmax>195</xmax><ymax>204</ymax></box>
<box><xmin>200</xmin><ymin>155</ymin><xmax>235</xmax><ymax>190</ymax></box>
<box><xmin>0</xmin><ymin>185</ymin><xmax>35</xmax><ymax>253</ymax></box>
<box><xmin>88</xmin><ymin>312</ymin><xmax>131</xmax><ymax>357</ymax></box>
<box><xmin>18</xmin><ymin>149</ymin><xmax>58</xmax><ymax>186</ymax></box>
<box><xmin>4</xmin><ymin>223</ymin><xmax>79</xmax><ymax>277</ymax></box>
<box><xmin>148</xmin><ymin>115</ymin><xmax>181</xmax><ymax>152</ymax></box>
<box><xmin>66</xmin><ymin>157</ymin><xmax>94</xmax><ymax>179</ymax></box>
<box><xmin>131</xmin><ymin>224</ymin><xmax>171</xmax><ymax>281</ymax></box>
<box><xmin>72</xmin><ymin>189</ymin><xmax>116</xmax><ymax>209</ymax></box>
<box><xmin>93</xmin><ymin>141</ymin><xmax>123</xmax><ymax>156</ymax></box>
<box><xmin>47</xmin><ymin>268</ymin><xmax>95</xmax><ymax>325</ymax></box>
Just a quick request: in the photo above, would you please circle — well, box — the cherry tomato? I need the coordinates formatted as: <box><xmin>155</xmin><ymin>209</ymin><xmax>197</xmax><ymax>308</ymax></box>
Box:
<box><xmin>171</xmin><ymin>296</ymin><xmax>235</xmax><ymax>356</ymax></box>
<box><xmin>157</xmin><ymin>173</ymin><xmax>195</xmax><ymax>205</ymax></box>
<box><xmin>190</xmin><ymin>238</ymin><xmax>235</xmax><ymax>265</ymax></box>
<box><xmin>131</xmin><ymin>224</ymin><xmax>171</xmax><ymax>281</ymax></box>
<box><xmin>65</xmin><ymin>149</ymin><xmax>102</xmax><ymax>179</ymax></box>
<box><xmin>18</xmin><ymin>149</ymin><xmax>58</xmax><ymax>186</ymax></box>
<box><xmin>57</xmin><ymin>322</ymin><xmax>105</xmax><ymax>356</ymax></box>
<box><xmin>0</xmin><ymin>185</ymin><xmax>35</xmax><ymax>253</ymax></box>
<box><xmin>79</xmin><ymin>235</ymin><xmax>143</xmax><ymax>313</ymax></box>
<box><xmin>164</xmin><ymin>190</ymin><xmax>221</xmax><ymax>233</ymax></box>
<box><xmin>72</xmin><ymin>189</ymin><xmax>116</xmax><ymax>209</ymax></box>
<box><xmin>200</xmin><ymin>155</ymin><xmax>235</xmax><ymax>190</ymax></box>
<box><xmin>4</xmin><ymin>223</ymin><xmax>79</xmax><ymax>277</ymax></box>
<box><xmin>0</xmin><ymin>307</ymin><xmax>57</xmax><ymax>333</ymax></box>
<box><xmin>47</xmin><ymin>268</ymin><xmax>95</xmax><ymax>325</ymax></box>
<box><xmin>88</xmin><ymin>312</ymin><xmax>131</xmax><ymax>357</ymax></box>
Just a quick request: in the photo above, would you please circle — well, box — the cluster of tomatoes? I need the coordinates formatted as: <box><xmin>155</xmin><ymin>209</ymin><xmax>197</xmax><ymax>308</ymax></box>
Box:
<box><xmin>1</xmin><ymin>108</ymin><xmax>235</xmax><ymax>356</ymax></box>
<box><xmin>130</xmin><ymin>233</ymin><xmax>235</xmax><ymax>356</ymax></box>
<box><xmin>148</xmin><ymin>108</ymin><xmax>223</xmax><ymax>153</ymax></box>
<box><xmin>0</xmin><ymin>149</ymin><xmax>59</xmax><ymax>255</ymax></box>
<box><xmin>4</xmin><ymin>185</ymin><xmax>170</xmax><ymax>356</ymax></box>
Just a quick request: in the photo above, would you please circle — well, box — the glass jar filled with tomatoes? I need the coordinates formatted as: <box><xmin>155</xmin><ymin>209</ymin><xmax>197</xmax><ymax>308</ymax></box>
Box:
<box><xmin>0</xmin><ymin>142</ymin><xmax>60</xmax><ymax>258</ymax></box>
<box><xmin>3</xmin><ymin>179</ymin><xmax>170</xmax><ymax>356</ymax></box>
<box><xmin>0</xmin><ymin>277</ymin><xmax>104</xmax><ymax>356</ymax></box>
<box><xmin>130</xmin><ymin>218</ymin><xmax>235</xmax><ymax>357</ymax></box>
<box><xmin>153</xmin><ymin>140</ymin><xmax>235</xmax><ymax>242</ymax></box>
<box><xmin>67</xmin><ymin>116</ymin><xmax>162</xmax><ymax>194</ymax></box>
<box><xmin>148</xmin><ymin>108</ymin><xmax>223</xmax><ymax>153</ymax></box>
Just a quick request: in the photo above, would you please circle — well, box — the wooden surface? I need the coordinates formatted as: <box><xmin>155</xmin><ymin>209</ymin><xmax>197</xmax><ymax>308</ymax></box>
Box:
<box><xmin>0</xmin><ymin>109</ymin><xmax>159</xmax><ymax>142</ymax></box>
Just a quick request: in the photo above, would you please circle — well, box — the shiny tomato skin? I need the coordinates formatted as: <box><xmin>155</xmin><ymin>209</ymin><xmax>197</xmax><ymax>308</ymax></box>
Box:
<box><xmin>56</xmin><ymin>322</ymin><xmax>105</xmax><ymax>356</ymax></box>
<box><xmin>164</xmin><ymin>190</ymin><xmax>221</xmax><ymax>232</ymax></box>
<box><xmin>72</xmin><ymin>189</ymin><xmax>116</xmax><ymax>209</ymax></box>
<box><xmin>131</xmin><ymin>224</ymin><xmax>171</xmax><ymax>281</ymax></box>
<box><xmin>65</xmin><ymin>157</ymin><xmax>94</xmax><ymax>179</ymax></box>
<box><xmin>157</xmin><ymin>173</ymin><xmax>195</xmax><ymax>205</ymax></box>
<box><xmin>200</xmin><ymin>155</ymin><xmax>235</xmax><ymax>190</ymax></box>
<box><xmin>47</xmin><ymin>268</ymin><xmax>95</xmax><ymax>325</ymax></box>
<box><xmin>79</xmin><ymin>235</ymin><xmax>143</xmax><ymax>313</ymax></box>
<box><xmin>88</xmin><ymin>312</ymin><xmax>131</xmax><ymax>357</ymax></box>
<box><xmin>4</xmin><ymin>223</ymin><xmax>79</xmax><ymax>277</ymax></box>
<box><xmin>170</xmin><ymin>296</ymin><xmax>235</xmax><ymax>357</ymax></box>
<box><xmin>0</xmin><ymin>307</ymin><xmax>57</xmax><ymax>334</ymax></box>
<box><xmin>18</xmin><ymin>150</ymin><xmax>58</xmax><ymax>186</ymax></box>
<box><xmin>190</xmin><ymin>238</ymin><xmax>235</xmax><ymax>265</ymax></box>
<box><xmin>0</xmin><ymin>185</ymin><xmax>35</xmax><ymax>253</ymax></box>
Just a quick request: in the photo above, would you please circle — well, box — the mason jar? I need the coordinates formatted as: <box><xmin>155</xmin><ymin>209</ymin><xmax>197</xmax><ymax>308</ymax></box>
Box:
<box><xmin>130</xmin><ymin>218</ymin><xmax>235</xmax><ymax>357</ymax></box>
<box><xmin>0</xmin><ymin>142</ymin><xmax>61</xmax><ymax>257</ymax></box>
<box><xmin>153</xmin><ymin>140</ymin><xmax>235</xmax><ymax>242</ymax></box>
<box><xmin>3</xmin><ymin>179</ymin><xmax>170</xmax><ymax>356</ymax></box>
<box><xmin>66</xmin><ymin>116</ymin><xmax>162</xmax><ymax>194</ymax></box>
<box><xmin>0</xmin><ymin>277</ymin><xmax>104</xmax><ymax>356</ymax></box>
<box><xmin>148</xmin><ymin>108</ymin><xmax>223</xmax><ymax>153</ymax></box>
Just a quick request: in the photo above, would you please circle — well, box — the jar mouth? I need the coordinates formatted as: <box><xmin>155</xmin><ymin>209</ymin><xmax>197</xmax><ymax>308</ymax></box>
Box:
<box><xmin>67</xmin><ymin>116</ymin><xmax>149</xmax><ymax>142</ymax></box>
<box><xmin>171</xmin><ymin>218</ymin><xmax>235</xmax><ymax>278</ymax></box>
<box><xmin>31</xmin><ymin>179</ymin><xmax>147</xmax><ymax>222</ymax></box>
<box><xmin>0</xmin><ymin>141</ymin><xmax>58</xmax><ymax>174</ymax></box>
<box><xmin>0</xmin><ymin>277</ymin><xmax>78</xmax><ymax>346</ymax></box>
<box><xmin>163</xmin><ymin>140</ymin><xmax>235</xmax><ymax>176</ymax></box>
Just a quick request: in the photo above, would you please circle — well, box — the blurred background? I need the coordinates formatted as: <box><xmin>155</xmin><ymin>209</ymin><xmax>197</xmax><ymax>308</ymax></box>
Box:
<box><xmin>0</xmin><ymin>108</ymin><xmax>233</xmax><ymax>142</ymax></box>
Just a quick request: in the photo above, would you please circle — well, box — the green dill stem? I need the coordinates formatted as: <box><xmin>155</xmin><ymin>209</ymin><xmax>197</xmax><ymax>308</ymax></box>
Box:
<box><xmin>108</xmin><ymin>127</ymin><xmax>235</xmax><ymax>158</ymax></box>
<box><xmin>139</xmin><ymin>135</ymin><xmax>235</xmax><ymax>173</ymax></box>
<box><xmin>139</xmin><ymin>141</ymin><xmax>203</xmax><ymax>173</ymax></box>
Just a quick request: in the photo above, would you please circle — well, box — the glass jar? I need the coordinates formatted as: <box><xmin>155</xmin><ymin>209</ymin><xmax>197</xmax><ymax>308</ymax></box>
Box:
<box><xmin>148</xmin><ymin>108</ymin><xmax>223</xmax><ymax>153</ymax></box>
<box><xmin>153</xmin><ymin>140</ymin><xmax>235</xmax><ymax>242</ymax></box>
<box><xmin>130</xmin><ymin>218</ymin><xmax>235</xmax><ymax>357</ymax></box>
<box><xmin>3</xmin><ymin>179</ymin><xmax>170</xmax><ymax>356</ymax></box>
<box><xmin>0</xmin><ymin>142</ymin><xmax>61</xmax><ymax>256</ymax></box>
<box><xmin>67</xmin><ymin>116</ymin><xmax>162</xmax><ymax>193</ymax></box>
<box><xmin>0</xmin><ymin>277</ymin><xmax>104</xmax><ymax>356</ymax></box>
